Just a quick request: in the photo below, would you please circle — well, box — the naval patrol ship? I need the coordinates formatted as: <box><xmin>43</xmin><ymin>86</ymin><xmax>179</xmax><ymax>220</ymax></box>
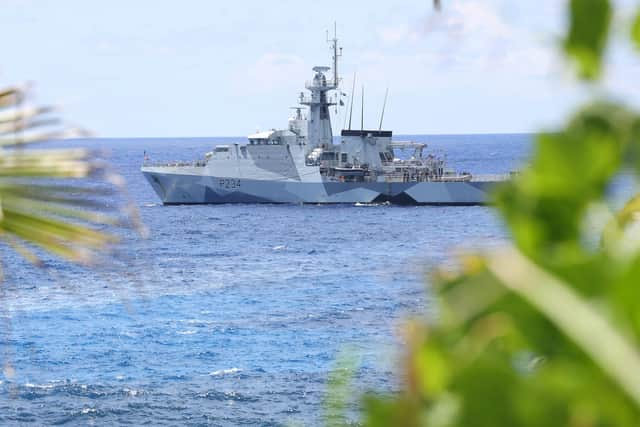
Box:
<box><xmin>142</xmin><ymin>32</ymin><xmax>506</xmax><ymax>205</ymax></box>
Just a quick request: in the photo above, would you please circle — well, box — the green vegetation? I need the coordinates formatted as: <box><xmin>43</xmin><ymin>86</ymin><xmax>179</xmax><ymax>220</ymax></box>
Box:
<box><xmin>0</xmin><ymin>86</ymin><xmax>142</xmax><ymax>270</ymax></box>
<box><xmin>348</xmin><ymin>1</ymin><xmax>640</xmax><ymax>426</ymax></box>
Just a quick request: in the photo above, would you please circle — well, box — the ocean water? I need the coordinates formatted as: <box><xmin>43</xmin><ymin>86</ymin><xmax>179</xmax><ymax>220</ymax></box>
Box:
<box><xmin>0</xmin><ymin>134</ymin><xmax>530</xmax><ymax>425</ymax></box>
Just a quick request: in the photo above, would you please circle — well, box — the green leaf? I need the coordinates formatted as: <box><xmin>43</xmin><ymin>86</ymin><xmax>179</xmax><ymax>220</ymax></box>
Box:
<box><xmin>564</xmin><ymin>0</ymin><xmax>612</xmax><ymax>80</ymax></box>
<box><xmin>323</xmin><ymin>349</ymin><xmax>359</xmax><ymax>427</ymax></box>
<box><xmin>602</xmin><ymin>193</ymin><xmax>640</xmax><ymax>247</ymax></box>
<box><xmin>632</xmin><ymin>8</ymin><xmax>640</xmax><ymax>51</ymax></box>
<box><xmin>495</xmin><ymin>102</ymin><xmax>637</xmax><ymax>264</ymax></box>
<box><xmin>486</xmin><ymin>247</ymin><xmax>640</xmax><ymax>407</ymax></box>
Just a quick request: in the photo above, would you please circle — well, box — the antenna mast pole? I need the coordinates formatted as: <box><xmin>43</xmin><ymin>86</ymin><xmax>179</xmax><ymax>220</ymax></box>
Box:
<box><xmin>361</xmin><ymin>85</ymin><xmax>364</xmax><ymax>131</ymax></box>
<box><xmin>378</xmin><ymin>88</ymin><xmax>389</xmax><ymax>131</ymax></box>
<box><xmin>329</xmin><ymin>23</ymin><xmax>341</xmax><ymax>87</ymax></box>
<box><xmin>347</xmin><ymin>73</ymin><xmax>356</xmax><ymax>130</ymax></box>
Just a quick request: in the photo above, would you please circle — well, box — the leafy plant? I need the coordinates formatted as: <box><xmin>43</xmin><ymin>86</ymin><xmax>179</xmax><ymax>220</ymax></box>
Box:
<box><xmin>0</xmin><ymin>85</ymin><xmax>143</xmax><ymax>269</ymax></box>
<box><xmin>355</xmin><ymin>1</ymin><xmax>640</xmax><ymax>426</ymax></box>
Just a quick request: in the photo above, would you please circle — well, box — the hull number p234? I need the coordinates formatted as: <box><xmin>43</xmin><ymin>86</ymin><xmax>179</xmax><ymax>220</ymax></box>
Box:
<box><xmin>219</xmin><ymin>179</ymin><xmax>241</xmax><ymax>189</ymax></box>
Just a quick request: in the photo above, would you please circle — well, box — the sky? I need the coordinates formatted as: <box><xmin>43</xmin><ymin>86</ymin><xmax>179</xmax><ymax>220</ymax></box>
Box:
<box><xmin>2</xmin><ymin>0</ymin><xmax>640</xmax><ymax>137</ymax></box>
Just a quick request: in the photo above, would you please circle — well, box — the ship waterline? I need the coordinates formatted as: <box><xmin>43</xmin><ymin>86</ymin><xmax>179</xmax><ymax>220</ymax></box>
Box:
<box><xmin>142</xmin><ymin>168</ymin><xmax>502</xmax><ymax>205</ymax></box>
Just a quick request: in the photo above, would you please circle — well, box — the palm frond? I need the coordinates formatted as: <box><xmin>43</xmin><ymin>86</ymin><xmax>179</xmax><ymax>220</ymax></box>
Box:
<box><xmin>0</xmin><ymin>117</ymin><xmax>60</xmax><ymax>134</ymax></box>
<box><xmin>0</xmin><ymin>83</ymin><xmax>142</xmax><ymax>266</ymax></box>
<box><xmin>0</xmin><ymin>105</ymin><xmax>55</xmax><ymax>124</ymax></box>
<box><xmin>0</xmin><ymin>85</ymin><xmax>26</xmax><ymax>108</ymax></box>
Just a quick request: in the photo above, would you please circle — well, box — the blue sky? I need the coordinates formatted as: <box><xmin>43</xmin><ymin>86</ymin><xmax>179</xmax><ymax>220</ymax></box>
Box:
<box><xmin>2</xmin><ymin>0</ymin><xmax>640</xmax><ymax>137</ymax></box>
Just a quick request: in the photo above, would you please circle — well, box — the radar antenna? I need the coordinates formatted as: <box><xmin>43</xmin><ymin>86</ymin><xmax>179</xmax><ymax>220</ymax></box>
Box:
<box><xmin>289</xmin><ymin>107</ymin><xmax>304</xmax><ymax>120</ymax></box>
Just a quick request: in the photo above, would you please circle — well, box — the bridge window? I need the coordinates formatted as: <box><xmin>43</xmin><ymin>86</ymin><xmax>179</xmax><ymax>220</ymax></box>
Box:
<box><xmin>321</xmin><ymin>152</ymin><xmax>337</xmax><ymax>161</ymax></box>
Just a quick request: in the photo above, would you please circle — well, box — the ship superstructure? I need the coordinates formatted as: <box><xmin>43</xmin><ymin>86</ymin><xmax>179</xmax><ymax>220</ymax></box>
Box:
<box><xmin>141</xmin><ymin>30</ymin><xmax>506</xmax><ymax>205</ymax></box>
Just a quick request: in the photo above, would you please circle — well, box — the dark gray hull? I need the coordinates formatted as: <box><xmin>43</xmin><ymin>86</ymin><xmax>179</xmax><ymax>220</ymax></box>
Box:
<box><xmin>142</xmin><ymin>169</ymin><xmax>500</xmax><ymax>205</ymax></box>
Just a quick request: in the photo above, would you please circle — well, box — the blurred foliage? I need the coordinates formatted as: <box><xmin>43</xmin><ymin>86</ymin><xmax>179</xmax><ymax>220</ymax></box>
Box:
<box><xmin>324</xmin><ymin>350</ymin><xmax>360</xmax><ymax>426</ymax></box>
<box><xmin>633</xmin><ymin>8</ymin><xmax>640</xmax><ymax>51</ymax></box>
<box><xmin>0</xmin><ymin>85</ymin><xmax>143</xmax><ymax>272</ymax></box>
<box><xmin>564</xmin><ymin>0</ymin><xmax>611</xmax><ymax>80</ymax></box>
<box><xmin>344</xmin><ymin>0</ymin><xmax>640</xmax><ymax>426</ymax></box>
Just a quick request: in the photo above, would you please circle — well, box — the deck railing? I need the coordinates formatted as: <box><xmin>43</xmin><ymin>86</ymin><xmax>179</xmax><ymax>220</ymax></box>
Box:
<box><xmin>471</xmin><ymin>173</ymin><xmax>512</xmax><ymax>182</ymax></box>
<box><xmin>142</xmin><ymin>160</ymin><xmax>207</xmax><ymax>168</ymax></box>
<box><xmin>305</xmin><ymin>80</ymin><xmax>337</xmax><ymax>89</ymax></box>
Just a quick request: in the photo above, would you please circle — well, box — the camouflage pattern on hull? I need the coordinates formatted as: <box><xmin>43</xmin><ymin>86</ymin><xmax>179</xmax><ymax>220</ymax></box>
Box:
<box><xmin>142</xmin><ymin>170</ymin><xmax>497</xmax><ymax>205</ymax></box>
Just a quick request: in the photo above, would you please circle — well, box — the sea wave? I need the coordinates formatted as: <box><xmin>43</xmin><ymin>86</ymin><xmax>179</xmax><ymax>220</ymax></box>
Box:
<box><xmin>209</xmin><ymin>367</ymin><xmax>242</xmax><ymax>376</ymax></box>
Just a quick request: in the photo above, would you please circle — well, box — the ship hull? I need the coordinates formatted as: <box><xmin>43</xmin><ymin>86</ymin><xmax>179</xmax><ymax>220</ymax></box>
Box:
<box><xmin>142</xmin><ymin>169</ymin><xmax>500</xmax><ymax>205</ymax></box>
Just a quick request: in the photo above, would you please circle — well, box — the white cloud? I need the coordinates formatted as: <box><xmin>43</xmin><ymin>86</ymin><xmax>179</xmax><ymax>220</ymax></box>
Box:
<box><xmin>374</xmin><ymin>0</ymin><xmax>558</xmax><ymax>79</ymax></box>
<box><xmin>433</xmin><ymin>1</ymin><xmax>513</xmax><ymax>40</ymax></box>
<box><xmin>377</xmin><ymin>0</ymin><xmax>515</xmax><ymax>47</ymax></box>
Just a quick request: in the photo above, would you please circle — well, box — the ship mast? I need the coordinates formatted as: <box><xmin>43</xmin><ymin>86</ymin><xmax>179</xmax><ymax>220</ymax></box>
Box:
<box><xmin>328</xmin><ymin>22</ymin><xmax>342</xmax><ymax>87</ymax></box>
<box><xmin>300</xmin><ymin>26</ymin><xmax>342</xmax><ymax>150</ymax></box>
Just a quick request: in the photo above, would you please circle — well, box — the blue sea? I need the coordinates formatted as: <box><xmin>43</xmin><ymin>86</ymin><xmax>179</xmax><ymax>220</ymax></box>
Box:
<box><xmin>0</xmin><ymin>134</ymin><xmax>530</xmax><ymax>425</ymax></box>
